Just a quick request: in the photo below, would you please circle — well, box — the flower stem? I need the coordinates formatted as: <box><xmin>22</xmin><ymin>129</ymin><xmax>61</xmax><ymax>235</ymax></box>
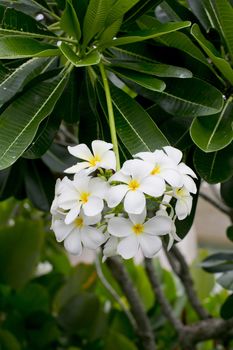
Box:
<box><xmin>99</xmin><ymin>62</ymin><xmax>121</xmax><ymax>171</ymax></box>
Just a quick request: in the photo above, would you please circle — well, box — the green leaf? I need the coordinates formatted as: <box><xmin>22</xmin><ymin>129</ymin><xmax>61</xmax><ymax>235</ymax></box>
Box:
<box><xmin>190</xmin><ymin>99</ymin><xmax>233</xmax><ymax>152</ymax></box>
<box><xmin>104</xmin><ymin>0</ymin><xmax>139</xmax><ymax>27</ymax></box>
<box><xmin>60</xmin><ymin>0</ymin><xmax>81</xmax><ymax>41</ymax></box>
<box><xmin>0</xmin><ymin>160</ymin><xmax>26</xmax><ymax>200</ymax></box>
<box><xmin>23</xmin><ymin>113</ymin><xmax>61</xmax><ymax>159</ymax></box>
<box><xmin>42</xmin><ymin>144</ymin><xmax>77</xmax><ymax>173</ymax></box>
<box><xmin>201</xmin><ymin>252</ymin><xmax>233</xmax><ymax>273</ymax></box>
<box><xmin>104</xmin><ymin>331</ymin><xmax>138</xmax><ymax>350</ymax></box>
<box><xmin>123</xmin><ymin>0</ymin><xmax>162</xmax><ymax>24</ymax></box>
<box><xmin>221</xmin><ymin>177</ymin><xmax>233</xmax><ymax>208</ymax></box>
<box><xmin>226</xmin><ymin>225</ymin><xmax>233</xmax><ymax>242</ymax></box>
<box><xmin>0</xmin><ymin>218</ymin><xmax>44</xmax><ymax>288</ymax></box>
<box><xmin>0</xmin><ymin>4</ymin><xmax>54</xmax><ymax>38</ymax></box>
<box><xmin>187</xmin><ymin>0</ymin><xmax>220</xmax><ymax>31</ymax></box>
<box><xmin>221</xmin><ymin>294</ymin><xmax>233</xmax><ymax>319</ymax></box>
<box><xmin>59</xmin><ymin>42</ymin><xmax>101</xmax><ymax>66</ymax></box>
<box><xmin>0</xmin><ymin>330</ymin><xmax>21</xmax><ymax>350</ymax></box>
<box><xmin>108</xmin><ymin>59</ymin><xmax>192</xmax><ymax>78</ymax></box>
<box><xmin>141</xmin><ymin>78</ymin><xmax>223</xmax><ymax>117</ymax></box>
<box><xmin>83</xmin><ymin>0</ymin><xmax>111</xmax><ymax>47</ymax></box>
<box><xmin>0</xmin><ymin>57</ymin><xmax>52</xmax><ymax>106</ymax></box>
<box><xmin>0</xmin><ymin>36</ymin><xmax>59</xmax><ymax>59</ymax></box>
<box><xmin>24</xmin><ymin>160</ymin><xmax>55</xmax><ymax>211</ymax></box>
<box><xmin>191</xmin><ymin>24</ymin><xmax>233</xmax><ymax>85</ymax></box>
<box><xmin>111</xmin><ymin>67</ymin><xmax>166</xmax><ymax>92</ymax></box>
<box><xmin>0</xmin><ymin>71</ymin><xmax>69</xmax><ymax>170</ymax></box>
<box><xmin>105</xmin><ymin>20</ymin><xmax>191</xmax><ymax>46</ymax></box>
<box><xmin>99</xmin><ymin>18</ymin><xmax>122</xmax><ymax>47</ymax></box>
<box><xmin>217</xmin><ymin>271</ymin><xmax>233</xmax><ymax>291</ymax></box>
<box><xmin>97</xmin><ymin>82</ymin><xmax>169</xmax><ymax>155</ymax></box>
<box><xmin>215</xmin><ymin>0</ymin><xmax>233</xmax><ymax>60</ymax></box>
<box><xmin>194</xmin><ymin>142</ymin><xmax>233</xmax><ymax>183</ymax></box>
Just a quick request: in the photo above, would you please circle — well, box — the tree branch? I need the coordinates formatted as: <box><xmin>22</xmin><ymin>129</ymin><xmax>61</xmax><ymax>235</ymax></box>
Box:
<box><xmin>167</xmin><ymin>245</ymin><xmax>211</xmax><ymax>320</ymax></box>
<box><xmin>95</xmin><ymin>256</ymin><xmax>137</xmax><ymax>330</ymax></box>
<box><xmin>106</xmin><ymin>257</ymin><xmax>156</xmax><ymax>350</ymax></box>
<box><xmin>144</xmin><ymin>258</ymin><xmax>184</xmax><ymax>334</ymax></box>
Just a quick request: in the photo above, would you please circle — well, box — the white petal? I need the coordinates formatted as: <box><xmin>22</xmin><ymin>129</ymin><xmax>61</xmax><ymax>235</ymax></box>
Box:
<box><xmin>178</xmin><ymin>163</ymin><xmax>197</xmax><ymax>178</ymax></box>
<box><xmin>140</xmin><ymin>176</ymin><xmax>165</xmax><ymax>197</ymax></box>
<box><xmin>52</xmin><ymin>219</ymin><xmax>74</xmax><ymax>242</ymax></box>
<box><xmin>163</xmin><ymin>146</ymin><xmax>183</xmax><ymax>164</ymax></box>
<box><xmin>121</xmin><ymin>159</ymin><xmax>152</xmax><ymax>180</ymax></box>
<box><xmin>89</xmin><ymin>178</ymin><xmax>108</xmax><ymax>198</ymax></box>
<box><xmin>73</xmin><ymin>174</ymin><xmax>91</xmax><ymax>193</ymax></box>
<box><xmin>99</xmin><ymin>151</ymin><xmax>116</xmax><ymax>171</ymax></box>
<box><xmin>128</xmin><ymin>208</ymin><xmax>146</xmax><ymax>225</ymax></box>
<box><xmin>144</xmin><ymin>216</ymin><xmax>172</xmax><ymax>235</ymax></box>
<box><xmin>58</xmin><ymin>189</ymin><xmax>78</xmax><ymax>209</ymax></box>
<box><xmin>81</xmin><ymin>226</ymin><xmax>106</xmax><ymax>249</ymax></box>
<box><xmin>108</xmin><ymin>217</ymin><xmax>132</xmax><ymax>237</ymax></box>
<box><xmin>83</xmin><ymin>212</ymin><xmax>102</xmax><ymax>226</ymax></box>
<box><xmin>64</xmin><ymin>162</ymin><xmax>90</xmax><ymax>174</ymax></box>
<box><xmin>68</xmin><ymin>144</ymin><xmax>93</xmax><ymax>160</ymax></box>
<box><xmin>109</xmin><ymin>171</ymin><xmax>130</xmax><ymax>184</ymax></box>
<box><xmin>65</xmin><ymin>204</ymin><xmax>81</xmax><ymax>224</ymax></box>
<box><xmin>175</xmin><ymin>197</ymin><xmax>192</xmax><ymax>220</ymax></box>
<box><xmin>139</xmin><ymin>234</ymin><xmax>162</xmax><ymax>258</ymax></box>
<box><xmin>91</xmin><ymin>140</ymin><xmax>113</xmax><ymax>156</ymax></box>
<box><xmin>124</xmin><ymin>190</ymin><xmax>146</xmax><ymax>214</ymax></box>
<box><xmin>117</xmin><ymin>235</ymin><xmax>139</xmax><ymax>259</ymax></box>
<box><xmin>106</xmin><ymin>185</ymin><xmax>128</xmax><ymax>208</ymax></box>
<box><xmin>82</xmin><ymin>196</ymin><xmax>103</xmax><ymax>216</ymax></box>
<box><xmin>160</xmin><ymin>168</ymin><xmax>183</xmax><ymax>187</ymax></box>
<box><xmin>153</xmin><ymin>149</ymin><xmax>166</xmax><ymax>163</ymax></box>
<box><xmin>64</xmin><ymin>231</ymin><xmax>82</xmax><ymax>255</ymax></box>
<box><xmin>183</xmin><ymin>175</ymin><xmax>197</xmax><ymax>194</ymax></box>
<box><xmin>134</xmin><ymin>151</ymin><xmax>155</xmax><ymax>163</ymax></box>
<box><xmin>103</xmin><ymin>236</ymin><xmax>118</xmax><ymax>260</ymax></box>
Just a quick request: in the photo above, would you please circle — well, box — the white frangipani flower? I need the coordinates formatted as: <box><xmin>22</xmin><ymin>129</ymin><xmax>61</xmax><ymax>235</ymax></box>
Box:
<box><xmin>50</xmin><ymin>177</ymin><xmax>69</xmax><ymax>215</ymax></box>
<box><xmin>173</xmin><ymin>187</ymin><xmax>193</xmax><ymax>220</ymax></box>
<box><xmin>102</xmin><ymin>236</ymin><xmax>119</xmax><ymax>262</ymax></box>
<box><xmin>107</xmin><ymin>209</ymin><xmax>172</xmax><ymax>259</ymax></box>
<box><xmin>52</xmin><ymin>210</ymin><xmax>106</xmax><ymax>255</ymax></box>
<box><xmin>65</xmin><ymin>140</ymin><xmax>116</xmax><ymax>174</ymax></box>
<box><xmin>156</xmin><ymin>209</ymin><xmax>181</xmax><ymax>250</ymax></box>
<box><xmin>57</xmin><ymin>174</ymin><xmax>108</xmax><ymax>224</ymax></box>
<box><xmin>163</xmin><ymin>146</ymin><xmax>197</xmax><ymax>194</ymax></box>
<box><xmin>106</xmin><ymin>159</ymin><xmax>165</xmax><ymax>214</ymax></box>
<box><xmin>134</xmin><ymin>149</ymin><xmax>182</xmax><ymax>187</ymax></box>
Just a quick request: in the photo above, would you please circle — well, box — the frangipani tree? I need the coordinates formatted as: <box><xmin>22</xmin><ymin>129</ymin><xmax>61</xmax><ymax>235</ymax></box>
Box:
<box><xmin>0</xmin><ymin>0</ymin><xmax>232</xmax><ymax>349</ymax></box>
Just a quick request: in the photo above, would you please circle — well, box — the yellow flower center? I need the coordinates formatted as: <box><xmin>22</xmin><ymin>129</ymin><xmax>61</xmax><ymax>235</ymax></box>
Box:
<box><xmin>80</xmin><ymin>192</ymin><xmax>90</xmax><ymax>204</ymax></box>
<box><xmin>89</xmin><ymin>155</ymin><xmax>101</xmax><ymax>167</ymax></box>
<box><xmin>132</xmin><ymin>223</ymin><xmax>144</xmax><ymax>235</ymax></box>
<box><xmin>175</xmin><ymin>188</ymin><xmax>185</xmax><ymax>197</ymax></box>
<box><xmin>151</xmin><ymin>165</ymin><xmax>161</xmax><ymax>175</ymax></box>
<box><xmin>128</xmin><ymin>179</ymin><xmax>140</xmax><ymax>191</ymax></box>
<box><xmin>75</xmin><ymin>217</ymin><xmax>84</xmax><ymax>228</ymax></box>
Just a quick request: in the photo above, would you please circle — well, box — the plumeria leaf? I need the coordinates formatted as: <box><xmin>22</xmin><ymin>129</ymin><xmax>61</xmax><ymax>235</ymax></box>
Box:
<box><xmin>0</xmin><ymin>57</ymin><xmax>52</xmax><ymax>106</ymax></box>
<box><xmin>194</xmin><ymin>142</ymin><xmax>233</xmax><ymax>184</ymax></box>
<box><xmin>0</xmin><ymin>218</ymin><xmax>44</xmax><ymax>288</ymax></box>
<box><xmin>140</xmin><ymin>77</ymin><xmax>223</xmax><ymax>117</ymax></box>
<box><xmin>215</xmin><ymin>0</ymin><xmax>233</xmax><ymax>60</ymax></box>
<box><xmin>0</xmin><ymin>71</ymin><xmax>69</xmax><ymax>170</ymax></box>
<box><xmin>187</xmin><ymin>0</ymin><xmax>219</xmax><ymax>31</ymax></box>
<box><xmin>103</xmin><ymin>20</ymin><xmax>191</xmax><ymax>47</ymax></box>
<box><xmin>217</xmin><ymin>271</ymin><xmax>233</xmax><ymax>291</ymax></box>
<box><xmin>123</xmin><ymin>0</ymin><xmax>162</xmax><ymax>24</ymax></box>
<box><xmin>221</xmin><ymin>294</ymin><xmax>233</xmax><ymax>319</ymax></box>
<box><xmin>108</xmin><ymin>59</ymin><xmax>192</xmax><ymax>78</ymax></box>
<box><xmin>191</xmin><ymin>24</ymin><xmax>233</xmax><ymax>85</ymax></box>
<box><xmin>111</xmin><ymin>67</ymin><xmax>166</xmax><ymax>92</ymax></box>
<box><xmin>60</xmin><ymin>0</ymin><xmax>81</xmax><ymax>41</ymax></box>
<box><xmin>201</xmin><ymin>252</ymin><xmax>233</xmax><ymax>273</ymax></box>
<box><xmin>104</xmin><ymin>0</ymin><xmax>139</xmax><ymax>27</ymax></box>
<box><xmin>0</xmin><ymin>4</ymin><xmax>55</xmax><ymax>38</ymax></box>
<box><xmin>24</xmin><ymin>159</ymin><xmax>55</xmax><ymax>211</ymax></box>
<box><xmin>42</xmin><ymin>144</ymin><xmax>77</xmax><ymax>173</ymax></box>
<box><xmin>99</xmin><ymin>18</ymin><xmax>123</xmax><ymax>47</ymax></box>
<box><xmin>97</xmin><ymin>82</ymin><xmax>169</xmax><ymax>155</ymax></box>
<box><xmin>221</xmin><ymin>177</ymin><xmax>233</xmax><ymax>208</ymax></box>
<box><xmin>0</xmin><ymin>36</ymin><xmax>59</xmax><ymax>59</ymax></box>
<box><xmin>59</xmin><ymin>42</ymin><xmax>101</xmax><ymax>66</ymax></box>
<box><xmin>82</xmin><ymin>0</ymin><xmax>111</xmax><ymax>47</ymax></box>
<box><xmin>190</xmin><ymin>99</ymin><xmax>233</xmax><ymax>152</ymax></box>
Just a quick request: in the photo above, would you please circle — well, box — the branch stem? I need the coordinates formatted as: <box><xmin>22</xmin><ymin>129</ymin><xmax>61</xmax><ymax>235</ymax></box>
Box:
<box><xmin>107</xmin><ymin>257</ymin><xmax>156</xmax><ymax>350</ymax></box>
<box><xmin>99</xmin><ymin>62</ymin><xmax>121</xmax><ymax>171</ymax></box>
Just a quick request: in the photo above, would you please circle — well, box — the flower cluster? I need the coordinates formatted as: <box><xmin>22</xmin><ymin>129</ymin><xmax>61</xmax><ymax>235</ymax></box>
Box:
<box><xmin>50</xmin><ymin>140</ymin><xmax>197</xmax><ymax>260</ymax></box>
